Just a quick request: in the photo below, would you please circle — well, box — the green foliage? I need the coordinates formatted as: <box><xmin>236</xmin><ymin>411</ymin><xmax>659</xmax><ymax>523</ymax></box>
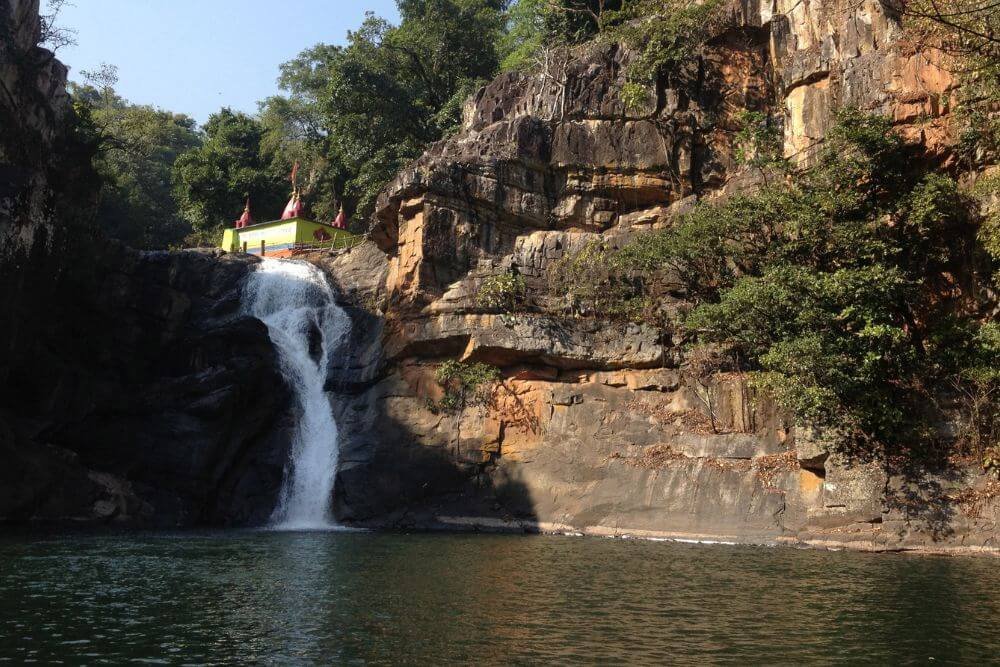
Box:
<box><xmin>733</xmin><ymin>110</ymin><xmax>786</xmax><ymax>178</ymax></box>
<box><xmin>548</xmin><ymin>239</ymin><xmax>649</xmax><ymax>319</ymax></box>
<box><xmin>258</xmin><ymin>43</ymin><xmax>348</xmax><ymax>226</ymax></box>
<box><xmin>315</xmin><ymin>0</ymin><xmax>507</xmax><ymax>217</ymax></box>
<box><xmin>434</xmin><ymin>360</ymin><xmax>502</xmax><ymax>412</ymax></box>
<box><xmin>476</xmin><ymin>271</ymin><xmax>527</xmax><ymax>311</ymax></box>
<box><xmin>928</xmin><ymin>320</ymin><xmax>1000</xmax><ymax>462</ymax></box>
<box><xmin>688</xmin><ymin>264</ymin><xmax>917</xmax><ymax>438</ymax></box>
<box><xmin>604</xmin><ymin>0</ymin><xmax>726</xmax><ymax>96</ymax></box>
<box><xmin>619</xmin><ymin>82</ymin><xmax>649</xmax><ymax>113</ymax></box>
<box><xmin>899</xmin><ymin>173</ymin><xmax>970</xmax><ymax>273</ymax></box>
<box><xmin>165</xmin><ymin>1</ymin><xmax>511</xmax><ymax>238</ymax></box>
<box><xmin>675</xmin><ymin>115</ymin><xmax>973</xmax><ymax>445</ymax></box>
<box><xmin>974</xmin><ymin>171</ymin><xmax>1000</xmax><ymax>272</ymax></box>
<box><xmin>69</xmin><ymin>69</ymin><xmax>201</xmax><ymax>249</ymax></box>
<box><xmin>501</xmin><ymin>0</ymin><xmax>552</xmax><ymax>71</ymax></box>
<box><xmin>613</xmin><ymin>111</ymin><xmax>914</xmax><ymax>299</ymax></box>
<box><xmin>171</xmin><ymin>109</ymin><xmax>287</xmax><ymax>243</ymax></box>
<box><xmin>554</xmin><ymin>111</ymin><xmax>992</xmax><ymax>451</ymax></box>
<box><xmin>980</xmin><ymin>210</ymin><xmax>1000</xmax><ymax>263</ymax></box>
<box><xmin>500</xmin><ymin>0</ymin><xmax>620</xmax><ymax>70</ymax></box>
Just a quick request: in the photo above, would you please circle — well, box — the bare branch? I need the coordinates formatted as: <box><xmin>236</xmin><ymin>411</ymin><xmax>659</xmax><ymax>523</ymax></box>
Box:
<box><xmin>39</xmin><ymin>0</ymin><xmax>77</xmax><ymax>52</ymax></box>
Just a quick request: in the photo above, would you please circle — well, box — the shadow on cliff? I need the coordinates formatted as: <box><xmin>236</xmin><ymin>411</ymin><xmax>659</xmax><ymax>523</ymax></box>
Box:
<box><xmin>0</xmin><ymin>248</ymin><xmax>297</xmax><ymax>528</ymax></box>
<box><xmin>881</xmin><ymin>453</ymin><xmax>963</xmax><ymax>542</ymax></box>
<box><xmin>333</xmin><ymin>411</ymin><xmax>539</xmax><ymax>532</ymax></box>
<box><xmin>325</xmin><ymin>303</ymin><xmax>538</xmax><ymax>532</ymax></box>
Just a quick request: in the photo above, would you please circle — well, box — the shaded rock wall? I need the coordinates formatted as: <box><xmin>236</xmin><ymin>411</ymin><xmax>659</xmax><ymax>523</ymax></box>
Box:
<box><xmin>0</xmin><ymin>1</ymin><xmax>293</xmax><ymax>526</ymax></box>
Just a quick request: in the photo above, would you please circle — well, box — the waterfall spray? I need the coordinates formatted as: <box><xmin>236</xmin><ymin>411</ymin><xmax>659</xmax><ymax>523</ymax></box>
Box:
<box><xmin>243</xmin><ymin>258</ymin><xmax>348</xmax><ymax>530</ymax></box>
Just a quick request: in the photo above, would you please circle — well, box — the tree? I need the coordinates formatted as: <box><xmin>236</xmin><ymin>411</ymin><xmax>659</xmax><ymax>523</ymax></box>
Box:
<box><xmin>172</xmin><ymin>109</ymin><xmax>288</xmax><ymax>244</ymax></box>
<box><xmin>69</xmin><ymin>66</ymin><xmax>201</xmax><ymax>249</ymax></box>
<box><xmin>258</xmin><ymin>44</ymin><xmax>348</xmax><ymax>225</ymax></box>
<box><xmin>258</xmin><ymin>1</ymin><xmax>509</xmax><ymax>223</ymax></box>
<box><xmin>500</xmin><ymin>0</ymin><xmax>619</xmax><ymax>70</ymax></box>
<box><xmin>39</xmin><ymin>0</ymin><xmax>77</xmax><ymax>52</ymax></box>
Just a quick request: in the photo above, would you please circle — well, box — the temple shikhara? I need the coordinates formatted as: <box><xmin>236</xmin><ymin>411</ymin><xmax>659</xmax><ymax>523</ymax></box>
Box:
<box><xmin>220</xmin><ymin>163</ymin><xmax>359</xmax><ymax>257</ymax></box>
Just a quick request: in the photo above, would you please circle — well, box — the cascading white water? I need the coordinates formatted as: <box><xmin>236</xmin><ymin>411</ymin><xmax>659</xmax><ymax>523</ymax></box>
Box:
<box><xmin>242</xmin><ymin>258</ymin><xmax>349</xmax><ymax>530</ymax></box>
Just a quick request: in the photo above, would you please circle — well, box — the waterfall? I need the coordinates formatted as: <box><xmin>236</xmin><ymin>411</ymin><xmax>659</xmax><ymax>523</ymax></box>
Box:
<box><xmin>242</xmin><ymin>258</ymin><xmax>348</xmax><ymax>530</ymax></box>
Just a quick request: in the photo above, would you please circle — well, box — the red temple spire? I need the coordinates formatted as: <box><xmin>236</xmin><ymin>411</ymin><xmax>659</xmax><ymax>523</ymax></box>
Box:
<box><xmin>281</xmin><ymin>162</ymin><xmax>303</xmax><ymax>220</ymax></box>
<box><xmin>332</xmin><ymin>204</ymin><xmax>347</xmax><ymax>229</ymax></box>
<box><xmin>281</xmin><ymin>193</ymin><xmax>303</xmax><ymax>220</ymax></box>
<box><xmin>234</xmin><ymin>198</ymin><xmax>253</xmax><ymax>228</ymax></box>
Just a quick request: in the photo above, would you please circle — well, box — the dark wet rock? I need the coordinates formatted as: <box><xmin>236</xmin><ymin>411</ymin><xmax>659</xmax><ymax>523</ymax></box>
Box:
<box><xmin>0</xmin><ymin>4</ymin><xmax>294</xmax><ymax>526</ymax></box>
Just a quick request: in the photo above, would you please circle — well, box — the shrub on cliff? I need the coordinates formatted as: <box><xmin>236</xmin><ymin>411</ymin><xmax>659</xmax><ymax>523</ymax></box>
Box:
<box><xmin>548</xmin><ymin>239</ymin><xmax>651</xmax><ymax>320</ymax></box>
<box><xmin>552</xmin><ymin>111</ymin><xmax>996</xmax><ymax>454</ymax></box>
<box><xmin>928</xmin><ymin>319</ymin><xmax>1000</xmax><ymax>465</ymax></box>
<box><xmin>433</xmin><ymin>361</ymin><xmax>502</xmax><ymax>413</ymax></box>
<box><xmin>477</xmin><ymin>272</ymin><xmax>527</xmax><ymax>312</ymax></box>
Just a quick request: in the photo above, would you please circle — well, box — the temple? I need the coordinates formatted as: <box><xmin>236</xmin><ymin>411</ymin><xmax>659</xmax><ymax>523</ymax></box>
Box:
<box><xmin>219</xmin><ymin>166</ymin><xmax>361</xmax><ymax>257</ymax></box>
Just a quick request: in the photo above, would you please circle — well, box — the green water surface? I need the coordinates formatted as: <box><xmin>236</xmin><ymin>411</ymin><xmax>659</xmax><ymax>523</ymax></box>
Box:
<box><xmin>0</xmin><ymin>531</ymin><xmax>997</xmax><ymax>664</ymax></box>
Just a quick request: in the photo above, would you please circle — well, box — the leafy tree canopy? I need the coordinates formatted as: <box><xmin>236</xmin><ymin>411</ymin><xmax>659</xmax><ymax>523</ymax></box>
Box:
<box><xmin>69</xmin><ymin>65</ymin><xmax>201</xmax><ymax>249</ymax></box>
<box><xmin>171</xmin><ymin>109</ymin><xmax>289</xmax><ymax>245</ymax></box>
<box><xmin>254</xmin><ymin>0</ymin><xmax>509</xmax><ymax>224</ymax></box>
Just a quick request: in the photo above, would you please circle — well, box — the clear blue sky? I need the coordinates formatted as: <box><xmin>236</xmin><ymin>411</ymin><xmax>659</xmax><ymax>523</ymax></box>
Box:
<box><xmin>44</xmin><ymin>0</ymin><xmax>400</xmax><ymax>124</ymax></box>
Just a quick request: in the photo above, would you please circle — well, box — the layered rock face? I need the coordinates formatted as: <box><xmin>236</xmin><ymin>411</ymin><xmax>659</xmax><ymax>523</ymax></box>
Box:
<box><xmin>326</xmin><ymin>0</ymin><xmax>998</xmax><ymax>551</ymax></box>
<box><xmin>1</xmin><ymin>0</ymin><xmax>995</xmax><ymax>549</ymax></box>
<box><xmin>0</xmin><ymin>1</ymin><xmax>292</xmax><ymax>525</ymax></box>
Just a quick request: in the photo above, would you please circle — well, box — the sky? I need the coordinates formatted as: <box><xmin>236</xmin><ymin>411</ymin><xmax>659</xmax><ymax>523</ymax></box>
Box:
<box><xmin>43</xmin><ymin>0</ymin><xmax>400</xmax><ymax>124</ymax></box>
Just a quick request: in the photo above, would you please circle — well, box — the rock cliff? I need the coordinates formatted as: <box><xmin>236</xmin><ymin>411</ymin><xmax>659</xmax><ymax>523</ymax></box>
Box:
<box><xmin>0</xmin><ymin>0</ymin><xmax>292</xmax><ymax>525</ymax></box>
<box><xmin>1</xmin><ymin>0</ymin><xmax>996</xmax><ymax>551</ymax></box>
<box><xmin>321</xmin><ymin>0</ymin><xmax>999</xmax><ymax>552</ymax></box>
